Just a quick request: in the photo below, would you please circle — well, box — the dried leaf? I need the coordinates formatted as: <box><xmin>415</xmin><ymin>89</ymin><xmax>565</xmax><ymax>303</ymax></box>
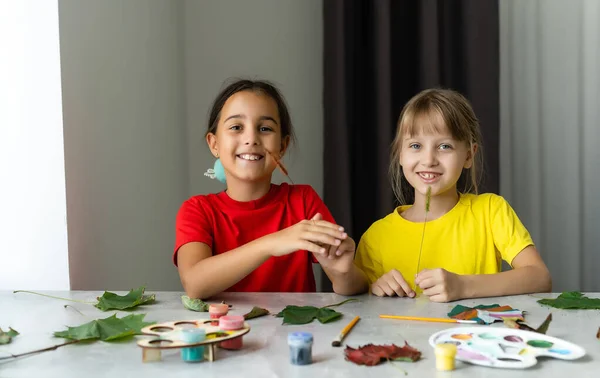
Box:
<box><xmin>95</xmin><ymin>286</ymin><xmax>155</xmax><ymax>311</ymax></box>
<box><xmin>266</xmin><ymin>150</ymin><xmax>293</xmax><ymax>184</ymax></box>
<box><xmin>54</xmin><ymin>314</ymin><xmax>154</xmax><ymax>341</ymax></box>
<box><xmin>345</xmin><ymin>342</ymin><xmax>421</xmax><ymax>366</ymax></box>
<box><xmin>0</xmin><ymin>327</ymin><xmax>19</xmax><ymax>345</ymax></box>
<box><xmin>276</xmin><ymin>299</ymin><xmax>357</xmax><ymax>325</ymax></box>
<box><xmin>596</xmin><ymin>327</ymin><xmax>599</xmax><ymax>340</ymax></box>
<box><xmin>503</xmin><ymin>313</ymin><xmax>552</xmax><ymax>334</ymax></box>
<box><xmin>538</xmin><ymin>291</ymin><xmax>600</xmax><ymax>309</ymax></box>
<box><xmin>535</xmin><ymin>313</ymin><xmax>552</xmax><ymax>334</ymax></box>
<box><xmin>181</xmin><ymin>295</ymin><xmax>209</xmax><ymax>312</ymax></box>
<box><xmin>243</xmin><ymin>306</ymin><xmax>269</xmax><ymax>320</ymax></box>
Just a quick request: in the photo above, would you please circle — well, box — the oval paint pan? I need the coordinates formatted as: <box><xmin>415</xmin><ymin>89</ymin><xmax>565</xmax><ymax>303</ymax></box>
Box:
<box><xmin>527</xmin><ymin>340</ymin><xmax>554</xmax><ymax>348</ymax></box>
<box><xmin>504</xmin><ymin>335</ymin><xmax>523</xmax><ymax>343</ymax></box>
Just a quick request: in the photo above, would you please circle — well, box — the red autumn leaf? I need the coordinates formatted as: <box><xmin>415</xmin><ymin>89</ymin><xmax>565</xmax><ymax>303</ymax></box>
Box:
<box><xmin>344</xmin><ymin>342</ymin><xmax>421</xmax><ymax>366</ymax></box>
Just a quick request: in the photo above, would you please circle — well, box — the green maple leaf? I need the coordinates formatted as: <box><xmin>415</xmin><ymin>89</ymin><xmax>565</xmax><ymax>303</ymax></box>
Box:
<box><xmin>181</xmin><ymin>295</ymin><xmax>209</xmax><ymax>312</ymax></box>
<box><xmin>277</xmin><ymin>306</ymin><xmax>319</xmax><ymax>324</ymax></box>
<box><xmin>0</xmin><ymin>327</ymin><xmax>19</xmax><ymax>345</ymax></box>
<box><xmin>538</xmin><ymin>291</ymin><xmax>600</xmax><ymax>309</ymax></box>
<box><xmin>14</xmin><ymin>286</ymin><xmax>155</xmax><ymax>312</ymax></box>
<box><xmin>95</xmin><ymin>287</ymin><xmax>155</xmax><ymax>311</ymax></box>
<box><xmin>54</xmin><ymin>314</ymin><xmax>154</xmax><ymax>341</ymax></box>
<box><xmin>316</xmin><ymin>307</ymin><xmax>343</xmax><ymax>323</ymax></box>
<box><xmin>276</xmin><ymin>298</ymin><xmax>357</xmax><ymax>325</ymax></box>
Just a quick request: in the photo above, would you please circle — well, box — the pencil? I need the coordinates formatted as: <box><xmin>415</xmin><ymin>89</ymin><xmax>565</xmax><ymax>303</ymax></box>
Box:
<box><xmin>331</xmin><ymin>316</ymin><xmax>360</xmax><ymax>347</ymax></box>
<box><xmin>379</xmin><ymin>315</ymin><xmax>478</xmax><ymax>324</ymax></box>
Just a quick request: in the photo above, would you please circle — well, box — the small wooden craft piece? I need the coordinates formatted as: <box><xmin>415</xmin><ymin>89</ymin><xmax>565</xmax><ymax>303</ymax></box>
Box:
<box><xmin>429</xmin><ymin>326</ymin><xmax>585</xmax><ymax>369</ymax></box>
<box><xmin>137</xmin><ymin>319</ymin><xmax>250</xmax><ymax>363</ymax></box>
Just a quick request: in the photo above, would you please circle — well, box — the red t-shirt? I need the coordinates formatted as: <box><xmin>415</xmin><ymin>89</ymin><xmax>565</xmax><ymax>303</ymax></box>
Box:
<box><xmin>174</xmin><ymin>183</ymin><xmax>335</xmax><ymax>292</ymax></box>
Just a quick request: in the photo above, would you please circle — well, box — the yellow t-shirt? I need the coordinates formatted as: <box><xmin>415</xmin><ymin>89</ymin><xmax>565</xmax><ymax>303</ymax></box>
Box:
<box><xmin>355</xmin><ymin>193</ymin><xmax>534</xmax><ymax>289</ymax></box>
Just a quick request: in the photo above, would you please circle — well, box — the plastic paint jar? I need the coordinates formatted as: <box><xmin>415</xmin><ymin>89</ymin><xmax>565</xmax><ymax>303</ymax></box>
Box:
<box><xmin>209</xmin><ymin>303</ymin><xmax>229</xmax><ymax>320</ymax></box>
<box><xmin>180</xmin><ymin>328</ymin><xmax>206</xmax><ymax>362</ymax></box>
<box><xmin>435</xmin><ymin>343</ymin><xmax>457</xmax><ymax>371</ymax></box>
<box><xmin>288</xmin><ymin>332</ymin><xmax>313</xmax><ymax>365</ymax></box>
<box><xmin>218</xmin><ymin>315</ymin><xmax>245</xmax><ymax>350</ymax></box>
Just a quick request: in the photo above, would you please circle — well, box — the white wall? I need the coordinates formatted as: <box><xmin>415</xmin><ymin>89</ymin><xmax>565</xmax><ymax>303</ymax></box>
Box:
<box><xmin>0</xmin><ymin>0</ymin><xmax>70</xmax><ymax>290</ymax></box>
<box><xmin>500</xmin><ymin>0</ymin><xmax>600</xmax><ymax>291</ymax></box>
<box><xmin>182</xmin><ymin>0</ymin><xmax>325</xmax><ymax>288</ymax></box>
<box><xmin>58</xmin><ymin>0</ymin><xmax>188</xmax><ymax>290</ymax></box>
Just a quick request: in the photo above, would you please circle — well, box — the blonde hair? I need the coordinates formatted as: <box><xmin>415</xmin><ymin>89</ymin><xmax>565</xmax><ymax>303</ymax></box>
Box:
<box><xmin>389</xmin><ymin>88</ymin><xmax>484</xmax><ymax>204</ymax></box>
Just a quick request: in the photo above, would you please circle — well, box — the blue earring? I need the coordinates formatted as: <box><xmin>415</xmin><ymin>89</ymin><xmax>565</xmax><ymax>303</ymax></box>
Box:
<box><xmin>204</xmin><ymin>158</ymin><xmax>226</xmax><ymax>183</ymax></box>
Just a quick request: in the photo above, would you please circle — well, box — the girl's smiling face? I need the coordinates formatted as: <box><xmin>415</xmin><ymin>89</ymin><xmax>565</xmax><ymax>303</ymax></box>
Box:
<box><xmin>399</xmin><ymin>112</ymin><xmax>475</xmax><ymax>199</ymax></box>
<box><xmin>206</xmin><ymin>90</ymin><xmax>289</xmax><ymax>184</ymax></box>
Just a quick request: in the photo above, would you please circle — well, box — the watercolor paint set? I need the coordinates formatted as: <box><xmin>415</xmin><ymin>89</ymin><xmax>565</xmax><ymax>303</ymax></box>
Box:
<box><xmin>428</xmin><ymin>326</ymin><xmax>585</xmax><ymax>369</ymax></box>
<box><xmin>137</xmin><ymin>318</ymin><xmax>250</xmax><ymax>363</ymax></box>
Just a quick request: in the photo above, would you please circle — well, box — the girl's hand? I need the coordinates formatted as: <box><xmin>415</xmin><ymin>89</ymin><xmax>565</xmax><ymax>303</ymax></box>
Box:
<box><xmin>415</xmin><ymin>268</ymin><xmax>464</xmax><ymax>302</ymax></box>
<box><xmin>265</xmin><ymin>213</ymin><xmax>347</xmax><ymax>257</ymax></box>
<box><xmin>313</xmin><ymin>237</ymin><xmax>356</xmax><ymax>274</ymax></box>
<box><xmin>371</xmin><ymin>269</ymin><xmax>415</xmax><ymax>297</ymax></box>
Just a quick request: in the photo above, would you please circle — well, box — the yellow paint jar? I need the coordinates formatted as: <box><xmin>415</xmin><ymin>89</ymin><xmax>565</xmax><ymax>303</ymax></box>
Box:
<box><xmin>435</xmin><ymin>343</ymin><xmax>457</xmax><ymax>371</ymax></box>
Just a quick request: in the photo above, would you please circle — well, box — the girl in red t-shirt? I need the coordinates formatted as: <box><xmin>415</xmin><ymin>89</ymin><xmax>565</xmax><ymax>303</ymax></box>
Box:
<box><xmin>175</xmin><ymin>79</ymin><xmax>368</xmax><ymax>299</ymax></box>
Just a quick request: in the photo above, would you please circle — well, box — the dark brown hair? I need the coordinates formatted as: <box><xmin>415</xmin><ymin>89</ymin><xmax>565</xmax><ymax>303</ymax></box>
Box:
<box><xmin>205</xmin><ymin>79</ymin><xmax>296</xmax><ymax>148</ymax></box>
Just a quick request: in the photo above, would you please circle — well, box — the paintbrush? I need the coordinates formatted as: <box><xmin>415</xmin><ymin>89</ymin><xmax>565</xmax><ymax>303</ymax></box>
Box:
<box><xmin>379</xmin><ymin>314</ymin><xmax>478</xmax><ymax>324</ymax></box>
<box><xmin>266</xmin><ymin>150</ymin><xmax>294</xmax><ymax>184</ymax></box>
<box><xmin>332</xmin><ymin>316</ymin><xmax>360</xmax><ymax>347</ymax></box>
<box><xmin>415</xmin><ymin>186</ymin><xmax>431</xmax><ymax>294</ymax></box>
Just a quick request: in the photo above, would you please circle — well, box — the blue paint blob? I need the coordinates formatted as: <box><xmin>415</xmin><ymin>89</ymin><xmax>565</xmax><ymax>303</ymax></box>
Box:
<box><xmin>549</xmin><ymin>349</ymin><xmax>570</xmax><ymax>355</ymax></box>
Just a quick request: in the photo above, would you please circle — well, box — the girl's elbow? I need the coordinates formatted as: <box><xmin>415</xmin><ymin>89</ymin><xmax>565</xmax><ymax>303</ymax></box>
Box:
<box><xmin>181</xmin><ymin>275</ymin><xmax>213</xmax><ymax>300</ymax></box>
<box><xmin>544</xmin><ymin>271</ymin><xmax>553</xmax><ymax>292</ymax></box>
<box><xmin>539</xmin><ymin>267</ymin><xmax>552</xmax><ymax>292</ymax></box>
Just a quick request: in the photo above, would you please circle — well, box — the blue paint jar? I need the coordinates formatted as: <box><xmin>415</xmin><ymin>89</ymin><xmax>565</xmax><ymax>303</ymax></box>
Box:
<box><xmin>288</xmin><ymin>332</ymin><xmax>313</xmax><ymax>365</ymax></box>
<box><xmin>180</xmin><ymin>328</ymin><xmax>206</xmax><ymax>362</ymax></box>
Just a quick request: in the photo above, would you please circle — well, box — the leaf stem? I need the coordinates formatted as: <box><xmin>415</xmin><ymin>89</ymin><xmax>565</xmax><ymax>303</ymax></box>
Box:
<box><xmin>64</xmin><ymin>305</ymin><xmax>88</xmax><ymax>317</ymax></box>
<box><xmin>387</xmin><ymin>358</ymin><xmax>408</xmax><ymax>375</ymax></box>
<box><xmin>0</xmin><ymin>340</ymin><xmax>80</xmax><ymax>361</ymax></box>
<box><xmin>13</xmin><ymin>290</ymin><xmax>95</xmax><ymax>305</ymax></box>
<box><xmin>322</xmin><ymin>298</ymin><xmax>358</xmax><ymax>308</ymax></box>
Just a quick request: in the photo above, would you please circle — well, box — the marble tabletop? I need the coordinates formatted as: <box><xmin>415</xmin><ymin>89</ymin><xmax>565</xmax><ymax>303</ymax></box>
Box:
<box><xmin>1</xmin><ymin>291</ymin><xmax>598</xmax><ymax>377</ymax></box>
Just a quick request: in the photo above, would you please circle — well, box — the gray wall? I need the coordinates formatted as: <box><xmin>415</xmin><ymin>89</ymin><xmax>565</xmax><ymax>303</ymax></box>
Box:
<box><xmin>59</xmin><ymin>0</ymin><xmax>187</xmax><ymax>290</ymax></box>
<box><xmin>59</xmin><ymin>0</ymin><xmax>324</xmax><ymax>290</ymax></box>
<box><xmin>183</xmin><ymin>0</ymin><xmax>324</xmax><ymax>195</ymax></box>
<box><xmin>500</xmin><ymin>0</ymin><xmax>600</xmax><ymax>291</ymax></box>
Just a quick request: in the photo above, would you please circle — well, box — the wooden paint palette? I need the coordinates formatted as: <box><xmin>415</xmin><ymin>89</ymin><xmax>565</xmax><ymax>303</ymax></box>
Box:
<box><xmin>429</xmin><ymin>326</ymin><xmax>585</xmax><ymax>369</ymax></box>
<box><xmin>137</xmin><ymin>319</ymin><xmax>250</xmax><ymax>362</ymax></box>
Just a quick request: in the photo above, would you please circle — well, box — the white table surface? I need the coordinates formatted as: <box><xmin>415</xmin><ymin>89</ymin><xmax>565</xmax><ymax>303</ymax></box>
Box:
<box><xmin>1</xmin><ymin>291</ymin><xmax>598</xmax><ymax>377</ymax></box>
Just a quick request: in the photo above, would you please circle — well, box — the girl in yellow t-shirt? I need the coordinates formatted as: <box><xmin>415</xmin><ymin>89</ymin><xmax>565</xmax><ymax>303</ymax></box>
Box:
<box><xmin>354</xmin><ymin>88</ymin><xmax>551</xmax><ymax>302</ymax></box>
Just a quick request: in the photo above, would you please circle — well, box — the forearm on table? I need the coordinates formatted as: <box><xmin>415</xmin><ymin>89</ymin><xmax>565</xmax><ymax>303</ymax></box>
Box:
<box><xmin>461</xmin><ymin>265</ymin><xmax>552</xmax><ymax>299</ymax></box>
<box><xmin>181</xmin><ymin>240</ymin><xmax>271</xmax><ymax>299</ymax></box>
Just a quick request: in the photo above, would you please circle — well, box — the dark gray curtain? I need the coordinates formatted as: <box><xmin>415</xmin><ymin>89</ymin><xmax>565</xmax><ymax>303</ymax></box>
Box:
<box><xmin>322</xmin><ymin>0</ymin><xmax>499</xmax><ymax>291</ymax></box>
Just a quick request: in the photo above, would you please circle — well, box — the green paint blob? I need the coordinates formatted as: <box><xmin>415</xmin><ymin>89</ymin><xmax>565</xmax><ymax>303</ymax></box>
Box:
<box><xmin>527</xmin><ymin>340</ymin><xmax>553</xmax><ymax>348</ymax></box>
<box><xmin>478</xmin><ymin>333</ymin><xmax>497</xmax><ymax>340</ymax></box>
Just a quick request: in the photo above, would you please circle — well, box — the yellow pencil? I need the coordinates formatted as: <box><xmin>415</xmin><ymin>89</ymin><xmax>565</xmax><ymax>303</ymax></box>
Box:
<box><xmin>332</xmin><ymin>316</ymin><xmax>360</xmax><ymax>347</ymax></box>
<box><xmin>379</xmin><ymin>315</ymin><xmax>478</xmax><ymax>324</ymax></box>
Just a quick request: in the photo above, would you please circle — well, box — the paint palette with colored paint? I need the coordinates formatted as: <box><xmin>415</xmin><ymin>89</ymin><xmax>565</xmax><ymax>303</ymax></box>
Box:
<box><xmin>428</xmin><ymin>326</ymin><xmax>585</xmax><ymax>369</ymax></box>
<box><xmin>137</xmin><ymin>319</ymin><xmax>250</xmax><ymax>363</ymax></box>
